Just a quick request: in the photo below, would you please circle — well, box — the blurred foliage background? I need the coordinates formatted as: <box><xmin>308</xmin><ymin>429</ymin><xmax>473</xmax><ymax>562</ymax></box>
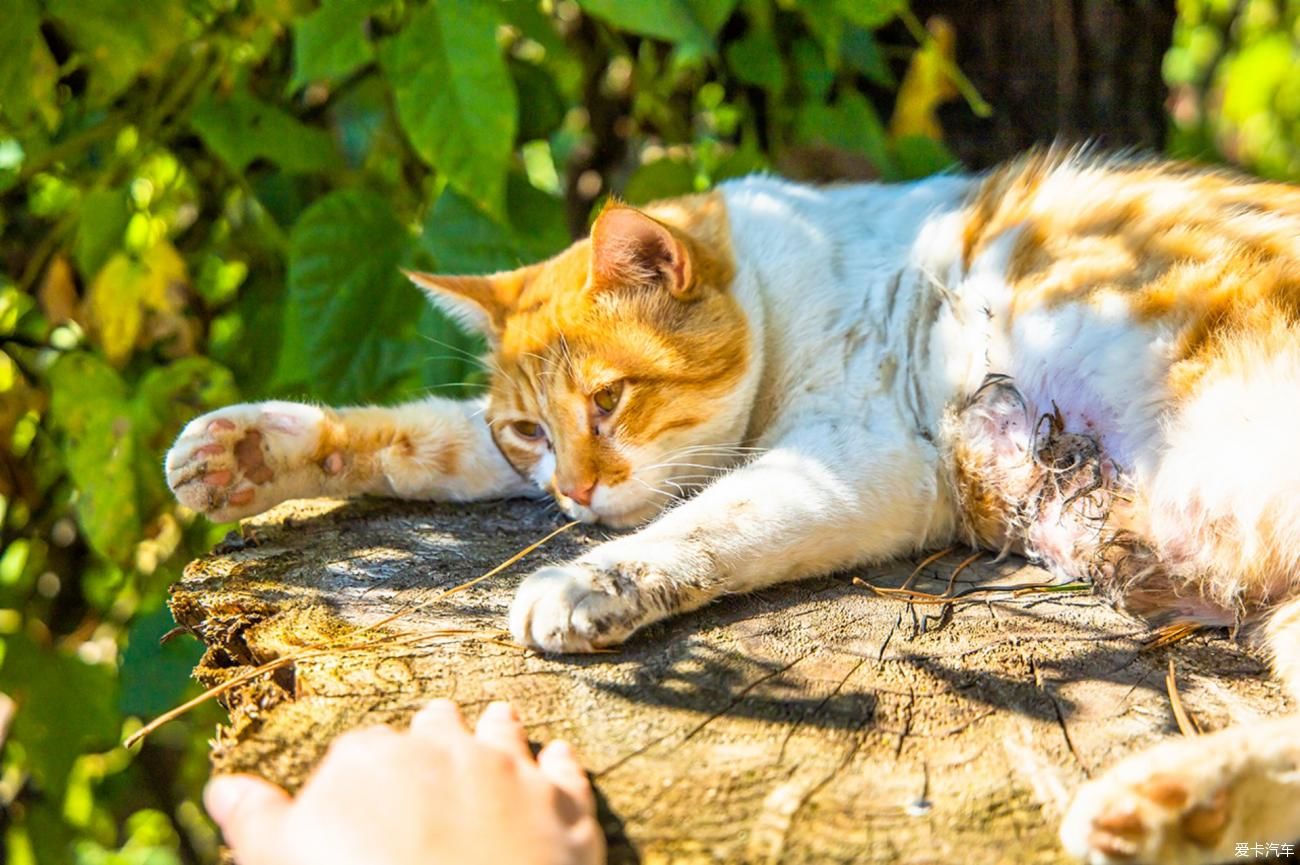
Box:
<box><xmin>0</xmin><ymin>0</ymin><xmax>1295</xmax><ymax>862</ymax></box>
<box><xmin>1166</xmin><ymin>0</ymin><xmax>1300</xmax><ymax>178</ymax></box>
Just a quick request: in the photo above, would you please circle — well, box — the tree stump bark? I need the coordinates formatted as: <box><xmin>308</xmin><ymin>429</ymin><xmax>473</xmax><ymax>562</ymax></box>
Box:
<box><xmin>171</xmin><ymin>497</ymin><xmax>1287</xmax><ymax>864</ymax></box>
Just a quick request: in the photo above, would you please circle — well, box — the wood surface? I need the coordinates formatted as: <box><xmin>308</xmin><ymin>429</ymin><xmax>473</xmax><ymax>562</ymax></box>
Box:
<box><xmin>170</xmin><ymin>497</ymin><xmax>1287</xmax><ymax>864</ymax></box>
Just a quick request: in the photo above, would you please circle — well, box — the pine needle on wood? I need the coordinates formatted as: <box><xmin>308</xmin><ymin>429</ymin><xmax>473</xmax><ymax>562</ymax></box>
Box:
<box><xmin>1165</xmin><ymin>658</ymin><xmax>1202</xmax><ymax>736</ymax></box>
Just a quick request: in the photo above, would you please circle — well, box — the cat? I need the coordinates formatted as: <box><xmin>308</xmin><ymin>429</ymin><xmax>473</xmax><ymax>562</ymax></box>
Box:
<box><xmin>166</xmin><ymin>148</ymin><xmax>1300</xmax><ymax>865</ymax></box>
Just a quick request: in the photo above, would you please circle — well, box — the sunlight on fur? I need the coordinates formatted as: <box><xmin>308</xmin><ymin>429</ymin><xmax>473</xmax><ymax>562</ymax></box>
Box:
<box><xmin>166</xmin><ymin>148</ymin><xmax>1300</xmax><ymax>865</ymax></box>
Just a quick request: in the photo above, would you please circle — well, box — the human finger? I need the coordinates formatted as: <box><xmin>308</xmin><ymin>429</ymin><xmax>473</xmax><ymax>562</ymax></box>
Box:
<box><xmin>408</xmin><ymin>698</ymin><xmax>469</xmax><ymax>740</ymax></box>
<box><xmin>537</xmin><ymin>740</ymin><xmax>597</xmax><ymax>817</ymax></box>
<box><xmin>473</xmin><ymin>700</ymin><xmax>533</xmax><ymax>761</ymax></box>
<box><xmin>204</xmin><ymin>774</ymin><xmax>294</xmax><ymax>865</ymax></box>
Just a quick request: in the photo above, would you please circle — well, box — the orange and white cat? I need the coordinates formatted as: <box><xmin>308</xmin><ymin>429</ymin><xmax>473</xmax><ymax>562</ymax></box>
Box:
<box><xmin>167</xmin><ymin>149</ymin><xmax>1300</xmax><ymax>865</ymax></box>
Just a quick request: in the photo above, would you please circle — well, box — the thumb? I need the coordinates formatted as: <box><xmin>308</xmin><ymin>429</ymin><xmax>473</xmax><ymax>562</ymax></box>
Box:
<box><xmin>205</xmin><ymin>773</ymin><xmax>293</xmax><ymax>865</ymax></box>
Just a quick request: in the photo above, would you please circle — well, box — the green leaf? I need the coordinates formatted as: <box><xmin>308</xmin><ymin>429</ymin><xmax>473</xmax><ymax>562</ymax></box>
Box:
<box><xmin>836</xmin><ymin>0</ymin><xmax>906</xmax><ymax>30</ymax></box>
<box><xmin>73</xmin><ymin>187</ymin><xmax>132</xmax><ymax>279</ymax></box>
<box><xmin>792</xmin><ymin>37</ymin><xmax>834</xmax><ymax>101</ymax></box>
<box><xmin>799</xmin><ymin>0</ymin><xmax>844</xmax><ymax>64</ymax></box>
<box><xmin>504</xmin><ymin>176</ymin><xmax>571</xmax><ymax>262</ymax></box>
<box><xmin>511</xmin><ymin>60</ymin><xmax>567</xmax><ymax>142</ymax></box>
<box><xmin>795</xmin><ymin>89</ymin><xmax>894</xmax><ymax>175</ymax></box>
<box><xmin>726</xmin><ymin>27</ymin><xmax>786</xmax><ymax>93</ymax></box>
<box><xmin>418</xmin><ymin>188</ymin><xmax>520</xmax><ymax>277</ymax></box>
<box><xmin>191</xmin><ymin>88</ymin><xmax>341</xmax><ymax>175</ymax></box>
<box><xmin>119</xmin><ymin>606</ymin><xmax>204</xmax><ymax>718</ymax></box>
<box><xmin>500</xmin><ymin>0</ymin><xmax>569</xmax><ymax>59</ymax></box>
<box><xmin>254</xmin><ymin>0</ymin><xmax>311</xmax><ymax>24</ymax></box>
<box><xmin>713</xmin><ymin>144</ymin><xmax>769</xmax><ymax>181</ymax></box>
<box><xmin>688</xmin><ymin>0</ymin><xmax>741</xmax><ymax>37</ymax></box>
<box><xmin>286</xmin><ymin>189</ymin><xmax>426</xmax><ymax>403</ymax></box>
<box><xmin>290</xmin><ymin>0</ymin><xmax>385</xmax><ymax>91</ymax></box>
<box><xmin>842</xmin><ymin>27</ymin><xmax>894</xmax><ymax>87</ymax></box>
<box><xmin>0</xmin><ymin>0</ymin><xmax>59</xmax><ymax>129</ymax></box>
<box><xmin>73</xmin><ymin>809</ymin><xmax>184</xmax><ymax>865</ymax></box>
<box><xmin>47</xmin><ymin>353</ymin><xmax>140</xmax><ymax>565</ymax></box>
<box><xmin>418</xmin><ymin>179</ymin><xmax>568</xmax><ymax>275</ymax></box>
<box><xmin>624</xmin><ymin>159</ymin><xmax>697</xmax><ymax>204</ymax></box>
<box><xmin>45</xmin><ymin>0</ymin><xmax>189</xmax><ymax>105</ymax></box>
<box><xmin>577</xmin><ymin>0</ymin><xmax>737</xmax><ymax>50</ymax></box>
<box><xmin>891</xmin><ymin>135</ymin><xmax>960</xmax><ymax>180</ymax></box>
<box><xmin>2</xmin><ymin>632</ymin><xmax>119</xmax><ymax>802</ymax></box>
<box><xmin>380</xmin><ymin>0</ymin><xmax>516</xmax><ymax>216</ymax></box>
<box><xmin>133</xmin><ymin>358</ymin><xmax>240</xmax><ymax>453</ymax></box>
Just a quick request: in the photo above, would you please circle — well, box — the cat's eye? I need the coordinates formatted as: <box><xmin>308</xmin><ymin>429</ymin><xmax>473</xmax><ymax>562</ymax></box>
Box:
<box><xmin>592</xmin><ymin>382</ymin><xmax>624</xmax><ymax>416</ymax></box>
<box><xmin>512</xmin><ymin>420</ymin><xmax>544</xmax><ymax>440</ymax></box>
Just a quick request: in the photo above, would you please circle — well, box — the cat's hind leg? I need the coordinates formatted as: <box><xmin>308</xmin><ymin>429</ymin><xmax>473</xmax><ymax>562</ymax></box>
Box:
<box><xmin>1060</xmin><ymin>598</ymin><xmax>1300</xmax><ymax>865</ymax></box>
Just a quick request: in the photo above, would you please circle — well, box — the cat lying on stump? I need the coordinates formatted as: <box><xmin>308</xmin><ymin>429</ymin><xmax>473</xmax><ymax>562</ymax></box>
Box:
<box><xmin>167</xmin><ymin>148</ymin><xmax>1300</xmax><ymax>865</ymax></box>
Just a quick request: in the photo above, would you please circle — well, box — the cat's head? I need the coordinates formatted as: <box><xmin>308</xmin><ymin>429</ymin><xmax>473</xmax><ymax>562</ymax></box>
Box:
<box><xmin>408</xmin><ymin>193</ymin><xmax>753</xmax><ymax>527</ymax></box>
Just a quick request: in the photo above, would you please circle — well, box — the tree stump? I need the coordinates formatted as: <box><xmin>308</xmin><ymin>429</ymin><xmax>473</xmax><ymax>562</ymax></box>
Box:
<box><xmin>170</xmin><ymin>497</ymin><xmax>1288</xmax><ymax>864</ymax></box>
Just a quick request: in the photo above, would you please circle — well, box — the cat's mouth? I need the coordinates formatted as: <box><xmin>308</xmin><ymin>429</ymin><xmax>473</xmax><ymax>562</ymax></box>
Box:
<box><xmin>552</xmin><ymin>492</ymin><xmax>664</xmax><ymax>528</ymax></box>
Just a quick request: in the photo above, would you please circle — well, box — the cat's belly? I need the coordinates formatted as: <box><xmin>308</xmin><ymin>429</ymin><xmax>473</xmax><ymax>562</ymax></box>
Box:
<box><xmin>940</xmin><ymin>300</ymin><xmax>1245</xmax><ymax>621</ymax></box>
<box><xmin>999</xmin><ymin>299</ymin><xmax>1171</xmax><ymax>473</ymax></box>
<box><xmin>941</xmin><ymin>291</ymin><xmax>1165</xmax><ymax>546</ymax></box>
<box><xmin>948</xmin><ymin>373</ymin><xmax>1130</xmax><ymax>579</ymax></box>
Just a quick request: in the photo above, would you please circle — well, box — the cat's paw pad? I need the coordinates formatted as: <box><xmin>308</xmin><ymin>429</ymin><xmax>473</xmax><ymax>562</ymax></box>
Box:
<box><xmin>1062</xmin><ymin>762</ymin><xmax>1234</xmax><ymax>865</ymax></box>
<box><xmin>166</xmin><ymin>402</ymin><xmax>328</xmax><ymax>520</ymax></box>
<box><xmin>509</xmin><ymin>564</ymin><xmax>645</xmax><ymax>653</ymax></box>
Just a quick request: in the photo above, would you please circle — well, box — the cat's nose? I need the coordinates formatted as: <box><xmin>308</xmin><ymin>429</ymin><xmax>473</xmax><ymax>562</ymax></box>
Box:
<box><xmin>561</xmin><ymin>480</ymin><xmax>596</xmax><ymax>507</ymax></box>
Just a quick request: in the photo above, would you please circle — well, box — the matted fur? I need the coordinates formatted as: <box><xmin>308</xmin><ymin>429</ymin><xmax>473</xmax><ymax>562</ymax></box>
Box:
<box><xmin>167</xmin><ymin>149</ymin><xmax>1300</xmax><ymax>865</ymax></box>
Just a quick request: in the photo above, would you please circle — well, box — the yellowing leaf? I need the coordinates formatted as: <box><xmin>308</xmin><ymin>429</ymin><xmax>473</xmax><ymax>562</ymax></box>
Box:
<box><xmin>889</xmin><ymin>16</ymin><xmax>959</xmax><ymax>141</ymax></box>
<box><xmin>85</xmin><ymin>242</ymin><xmax>190</xmax><ymax>366</ymax></box>
<box><xmin>86</xmin><ymin>256</ymin><xmax>142</xmax><ymax>366</ymax></box>
<box><xmin>38</xmin><ymin>254</ymin><xmax>81</xmax><ymax>327</ymax></box>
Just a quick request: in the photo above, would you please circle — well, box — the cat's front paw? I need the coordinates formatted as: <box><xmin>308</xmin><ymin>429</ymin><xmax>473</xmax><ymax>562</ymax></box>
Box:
<box><xmin>509</xmin><ymin>562</ymin><xmax>650</xmax><ymax>653</ymax></box>
<box><xmin>166</xmin><ymin>401</ymin><xmax>333</xmax><ymax>521</ymax></box>
<box><xmin>1059</xmin><ymin>725</ymin><xmax>1300</xmax><ymax>865</ymax></box>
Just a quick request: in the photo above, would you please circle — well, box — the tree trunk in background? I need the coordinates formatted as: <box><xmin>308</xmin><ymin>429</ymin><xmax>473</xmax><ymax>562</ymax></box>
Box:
<box><xmin>914</xmin><ymin>0</ymin><xmax>1178</xmax><ymax>169</ymax></box>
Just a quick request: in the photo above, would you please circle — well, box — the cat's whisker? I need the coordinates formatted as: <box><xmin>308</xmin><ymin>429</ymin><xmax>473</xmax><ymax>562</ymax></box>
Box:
<box><xmin>662</xmin><ymin>479</ymin><xmax>707</xmax><ymax>497</ymax></box>
<box><xmin>636</xmin><ymin>461</ymin><xmax>728</xmax><ymax>474</ymax></box>
<box><xmin>417</xmin><ymin>353</ymin><xmax>486</xmax><ymax>369</ymax></box>
<box><xmin>418</xmin><ymin>382</ymin><xmax>487</xmax><ymax>392</ymax></box>
<box><xmin>417</xmin><ymin>334</ymin><xmax>504</xmax><ymax>378</ymax></box>
<box><xmin>664</xmin><ymin>442</ymin><xmax>766</xmax><ymax>453</ymax></box>
<box><xmin>657</xmin><ymin>442</ymin><xmax>767</xmax><ymax>459</ymax></box>
<box><xmin>654</xmin><ymin>450</ymin><xmax>756</xmax><ymax>462</ymax></box>
<box><xmin>521</xmin><ymin>351</ymin><xmax>563</xmax><ymax>384</ymax></box>
<box><xmin>555</xmin><ymin>335</ymin><xmax>578</xmax><ymax>381</ymax></box>
<box><xmin>630</xmin><ymin>477</ymin><xmax>687</xmax><ymax>504</ymax></box>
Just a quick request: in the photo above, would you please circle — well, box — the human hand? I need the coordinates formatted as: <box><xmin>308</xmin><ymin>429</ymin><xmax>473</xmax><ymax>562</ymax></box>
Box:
<box><xmin>203</xmin><ymin>699</ymin><xmax>605</xmax><ymax>865</ymax></box>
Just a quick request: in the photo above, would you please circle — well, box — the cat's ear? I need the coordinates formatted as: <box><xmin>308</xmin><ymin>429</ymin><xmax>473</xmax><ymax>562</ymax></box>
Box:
<box><xmin>403</xmin><ymin>268</ymin><xmax>531</xmax><ymax>339</ymax></box>
<box><xmin>589</xmin><ymin>204</ymin><xmax>697</xmax><ymax>300</ymax></box>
